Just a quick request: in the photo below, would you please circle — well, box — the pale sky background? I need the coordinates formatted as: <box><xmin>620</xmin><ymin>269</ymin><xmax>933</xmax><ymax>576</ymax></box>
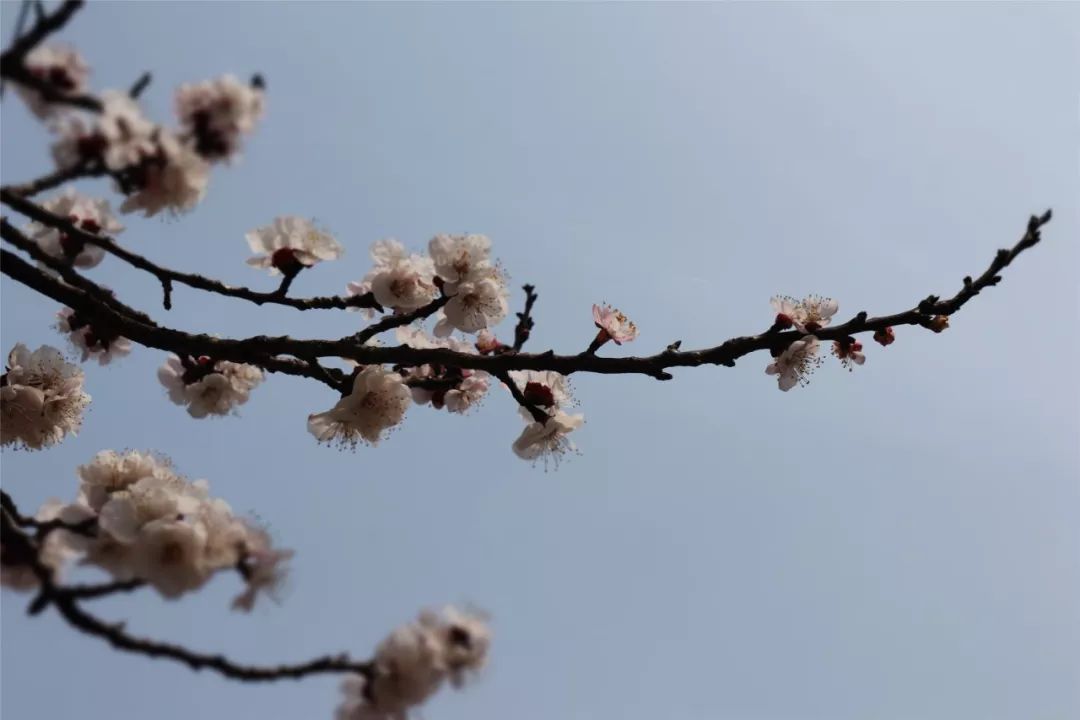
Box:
<box><xmin>1</xmin><ymin>2</ymin><xmax>1078</xmax><ymax>719</ymax></box>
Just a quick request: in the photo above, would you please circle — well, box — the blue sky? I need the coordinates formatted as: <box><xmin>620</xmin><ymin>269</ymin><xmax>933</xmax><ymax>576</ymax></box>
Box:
<box><xmin>2</xmin><ymin>2</ymin><xmax>1078</xmax><ymax>718</ymax></box>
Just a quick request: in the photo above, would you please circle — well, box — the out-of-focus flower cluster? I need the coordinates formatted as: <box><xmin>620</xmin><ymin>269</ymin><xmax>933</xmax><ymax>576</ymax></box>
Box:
<box><xmin>337</xmin><ymin>607</ymin><xmax>490</xmax><ymax>720</ymax></box>
<box><xmin>14</xmin><ymin>45</ymin><xmax>89</xmax><ymax>119</ymax></box>
<box><xmin>13</xmin><ymin>43</ymin><xmax>264</xmax><ymax>217</ymax></box>
<box><xmin>158</xmin><ymin>354</ymin><xmax>264</xmax><ymax>418</ymax></box>
<box><xmin>0</xmin><ymin>450</ymin><xmax>291</xmax><ymax>607</ymax></box>
<box><xmin>1</xmin><ymin>343</ymin><xmax>90</xmax><ymax>450</ymax></box>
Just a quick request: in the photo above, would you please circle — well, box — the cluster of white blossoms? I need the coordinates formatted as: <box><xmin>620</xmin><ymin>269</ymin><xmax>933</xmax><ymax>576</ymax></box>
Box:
<box><xmin>18</xmin><ymin>47</ymin><xmax>265</xmax><ymax>217</ymax></box>
<box><xmin>0</xmin><ymin>450</ymin><xmax>291</xmax><ymax>606</ymax></box>
<box><xmin>336</xmin><ymin>607</ymin><xmax>490</xmax><ymax>720</ymax></box>
<box><xmin>157</xmin><ymin>354</ymin><xmax>264</xmax><ymax>418</ymax></box>
<box><xmin>26</xmin><ymin>188</ymin><xmax>123</xmax><ymax>269</ymax></box>
<box><xmin>507</xmin><ymin>369</ymin><xmax>584</xmax><ymax>467</ymax></box>
<box><xmin>14</xmin><ymin>44</ymin><xmax>90</xmax><ymax>119</ymax></box>
<box><xmin>174</xmin><ymin>74</ymin><xmax>265</xmax><ymax>163</ymax></box>
<box><xmin>352</xmin><ymin>239</ymin><xmax>440</xmax><ymax>313</ymax></box>
<box><xmin>346</xmin><ymin>234</ymin><xmax>509</xmax><ymax>335</ymax></box>
<box><xmin>395</xmin><ymin>327</ymin><xmax>491</xmax><ymax>414</ymax></box>
<box><xmin>245</xmin><ymin>215</ymin><xmax>343</xmax><ymax>276</ymax></box>
<box><xmin>765</xmin><ymin>295</ymin><xmax>901</xmax><ymax>391</ymax></box>
<box><xmin>1</xmin><ymin>343</ymin><xmax>90</xmax><ymax>450</ymax></box>
<box><xmin>55</xmin><ymin>307</ymin><xmax>132</xmax><ymax>365</ymax></box>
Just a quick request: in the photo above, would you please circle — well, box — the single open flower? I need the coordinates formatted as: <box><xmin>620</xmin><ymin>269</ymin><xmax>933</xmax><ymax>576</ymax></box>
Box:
<box><xmin>245</xmin><ymin>216</ymin><xmax>342</xmax><ymax>276</ymax></box>
<box><xmin>591</xmin><ymin>303</ymin><xmax>638</xmax><ymax>348</ymax></box>
<box><xmin>765</xmin><ymin>336</ymin><xmax>822</xmax><ymax>391</ymax></box>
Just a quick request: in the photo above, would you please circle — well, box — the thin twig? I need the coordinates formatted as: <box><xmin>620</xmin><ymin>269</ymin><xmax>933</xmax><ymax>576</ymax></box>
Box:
<box><xmin>1</xmin><ymin>493</ymin><xmax>374</xmax><ymax>682</ymax></box>
<box><xmin>512</xmin><ymin>284</ymin><xmax>538</xmax><ymax>352</ymax></box>
<box><xmin>1</xmin><ymin>190</ymin><xmax>383</xmax><ymax>312</ymax></box>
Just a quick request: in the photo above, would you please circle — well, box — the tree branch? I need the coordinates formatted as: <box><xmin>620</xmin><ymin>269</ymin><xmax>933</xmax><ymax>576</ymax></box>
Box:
<box><xmin>512</xmin><ymin>284</ymin><xmax>538</xmax><ymax>352</ymax></box>
<box><xmin>1</xmin><ymin>492</ymin><xmax>373</xmax><ymax>682</ymax></box>
<box><xmin>0</xmin><ymin>0</ymin><xmax>84</xmax><ymax>69</ymax></box>
<box><xmin>0</xmin><ymin>210</ymin><xmax>1053</xmax><ymax>383</ymax></box>
<box><xmin>1</xmin><ymin>160</ymin><xmax>108</xmax><ymax>198</ymax></box>
<box><xmin>1</xmin><ymin>190</ymin><xmax>383</xmax><ymax>312</ymax></box>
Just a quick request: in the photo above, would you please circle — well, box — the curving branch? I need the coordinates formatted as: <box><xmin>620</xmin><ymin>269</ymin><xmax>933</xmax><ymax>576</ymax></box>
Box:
<box><xmin>1</xmin><ymin>494</ymin><xmax>374</xmax><ymax>682</ymax></box>
<box><xmin>1</xmin><ymin>189</ymin><xmax>383</xmax><ymax>312</ymax></box>
<box><xmin>0</xmin><ymin>210</ymin><xmax>1053</xmax><ymax>385</ymax></box>
<box><xmin>1</xmin><ymin>161</ymin><xmax>108</xmax><ymax>198</ymax></box>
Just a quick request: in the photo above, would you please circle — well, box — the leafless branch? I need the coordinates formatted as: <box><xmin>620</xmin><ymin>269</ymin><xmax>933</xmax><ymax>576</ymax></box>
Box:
<box><xmin>1</xmin><ymin>493</ymin><xmax>374</xmax><ymax>682</ymax></box>
<box><xmin>0</xmin><ymin>209</ymin><xmax>1052</xmax><ymax>385</ymax></box>
<box><xmin>1</xmin><ymin>189</ymin><xmax>383</xmax><ymax>312</ymax></box>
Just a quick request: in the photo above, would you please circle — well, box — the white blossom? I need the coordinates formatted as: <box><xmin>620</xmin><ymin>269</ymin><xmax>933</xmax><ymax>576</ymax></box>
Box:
<box><xmin>592</xmin><ymin>303</ymin><xmax>638</xmax><ymax>345</ymax></box>
<box><xmin>26</xmin><ymin>189</ymin><xmax>123</xmax><ymax>269</ymax></box>
<box><xmin>507</xmin><ymin>369</ymin><xmax>574</xmax><ymax>419</ymax></box>
<box><xmin>793</xmin><ymin>295</ymin><xmax>839</xmax><ymax>333</ymax></box>
<box><xmin>512</xmin><ymin>411</ymin><xmax>585</xmax><ymax>468</ymax></box>
<box><xmin>435</xmin><ymin>271</ymin><xmax>509</xmax><ymax>336</ymax></box>
<box><xmin>337</xmin><ymin>607</ymin><xmax>491</xmax><ymax>719</ymax></box>
<box><xmin>77</xmin><ymin>449</ymin><xmax>180</xmax><ymax>512</ymax></box>
<box><xmin>56</xmin><ymin>307</ymin><xmax>132</xmax><ymax>365</ymax></box>
<box><xmin>15</xmin><ymin>45</ymin><xmax>90</xmax><ymax>119</ymax></box>
<box><xmin>443</xmin><ymin>373</ymin><xmax>490</xmax><ymax>414</ymax></box>
<box><xmin>232</xmin><ymin>522</ymin><xmax>293</xmax><ymax>612</ymax></box>
<box><xmin>175</xmin><ymin>74</ymin><xmax>265</xmax><ymax>162</ymax></box>
<box><xmin>131</xmin><ymin>517</ymin><xmax>211</xmax><ymax>598</ymax></box>
<box><xmin>357</xmin><ymin>239</ymin><xmax>439</xmax><ymax>312</ymax></box>
<box><xmin>97</xmin><ymin>474</ymin><xmax>206</xmax><ymax>544</ymax></box>
<box><xmin>118</xmin><ymin>129</ymin><xmax>210</xmax><ymax>217</ymax></box>
<box><xmin>1</xmin><ymin>343</ymin><xmax>90</xmax><ymax>450</ymax></box>
<box><xmin>157</xmin><ymin>354</ymin><xmax>263</xmax><ymax>418</ymax></box>
<box><xmin>245</xmin><ymin>216</ymin><xmax>342</xmax><ymax>275</ymax></box>
<box><xmin>427</xmin><ymin>233</ymin><xmax>493</xmax><ymax>291</ymax></box>
<box><xmin>64</xmin><ymin>450</ymin><xmax>291</xmax><ymax>601</ymax></box>
<box><xmin>308</xmin><ymin>365</ymin><xmax>411</xmax><ymax>448</ymax></box>
<box><xmin>765</xmin><ymin>336</ymin><xmax>822</xmax><ymax>391</ymax></box>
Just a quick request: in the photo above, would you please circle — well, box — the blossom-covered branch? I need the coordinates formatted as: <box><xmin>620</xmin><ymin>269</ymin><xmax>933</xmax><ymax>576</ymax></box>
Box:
<box><xmin>1</xmin><ymin>209</ymin><xmax>1053</xmax><ymax>380</ymax></box>
<box><xmin>1</xmin><ymin>189</ymin><xmax>382</xmax><ymax>312</ymax></box>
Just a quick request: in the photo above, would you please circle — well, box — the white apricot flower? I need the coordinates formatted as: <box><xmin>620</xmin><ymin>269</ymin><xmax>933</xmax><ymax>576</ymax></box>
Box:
<box><xmin>117</xmin><ymin>129</ymin><xmax>210</xmax><ymax>217</ymax></box>
<box><xmin>765</xmin><ymin>336</ymin><xmax>822</xmax><ymax>391</ymax></box>
<box><xmin>308</xmin><ymin>365</ymin><xmax>411</xmax><ymax>447</ymax></box>
<box><xmin>507</xmin><ymin>369</ymin><xmax>574</xmax><ymax>418</ymax></box>
<box><xmin>792</xmin><ymin>295</ymin><xmax>838</xmax><ymax>333</ymax></box>
<box><xmin>26</xmin><ymin>189</ymin><xmax>123</xmax><ymax>269</ymax></box>
<box><xmin>427</xmin><ymin>233</ymin><xmax>493</xmax><ymax>291</ymax></box>
<box><xmin>131</xmin><ymin>517</ymin><xmax>211</xmax><ymax>598</ymax></box>
<box><xmin>591</xmin><ymin>303</ymin><xmax>638</xmax><ymax>345</ymax></box>
<box><xmin>56</xmin><ymin>308</ymin><xmax>132</xmax><ymax>365</ymax></box>
<box><xmin>15</xmin><ymin>45</ymin><xmax>90</xmax><ymax>119</ymax></box>
<box><xmin>435</xmin><ymin>271</ymin><xmax>509</xmax><ymax>336</ymax></box>
<box><xmin>359</xmin><ymin>239</ymin><xmax>439</xmax><ymax>312</ymax></box>
<box><xmin>77</xmin><ymin>449</ymin><xmax>180</xmax><ymax>512</ymax></box>
<box><xmin>512</xmin><ymin>411</ymin><xmax>585</xmax><ymax>468</ymax></box>
<box><xmin>232</xmin><ymin>522</ymin><xmax>293</xmax><ymax>612</ymax></box>
<box><xmin>245</xmin><ymin>216</ymin><xmax>342</xmax><ymax>275</ymax></box>
<box><xmin>1</xmin><ymin>343</ymin><xmax>90</xmax><ymax>450</ymax></box>
<box><xmin>336</xmin><ymin>606</ymin><xmax>491</xmax><ymax>719</ymax></box>
<box><xmin>157</xmin><ymin>354</ymin><xmax>263</xmax><ymax>418</ymax></box>
<box><xmin>175</xmin><ymin>74</ymin><xmax>265</xmax><ymax>162</ymax></box>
